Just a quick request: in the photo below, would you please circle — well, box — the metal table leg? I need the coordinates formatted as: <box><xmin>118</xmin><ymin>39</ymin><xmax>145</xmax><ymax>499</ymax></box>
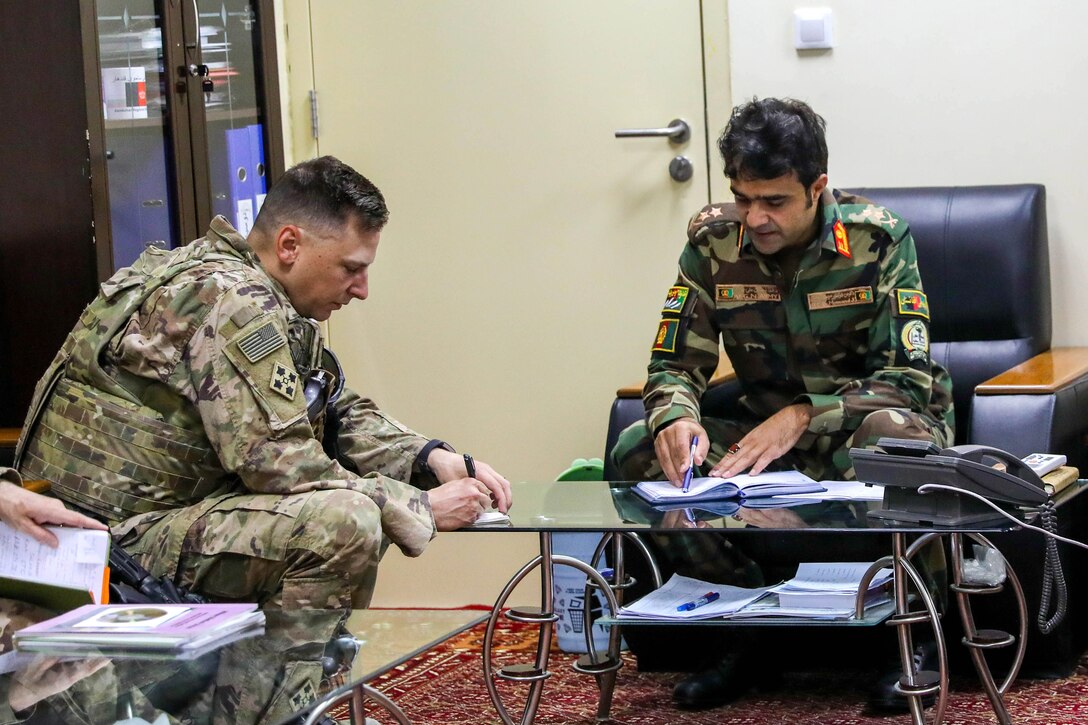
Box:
<box><xmin>948</xmin><ymin>533</ymin><xmax>1028</xmax><ymax>725</ymax></box>
<box><xmin>481</xmin><ymin>532</ymin><xmax>622</xmax><ymax>725</ymax></box>
<box><xmin>889</xmin><ymin>531</ymin><xmax>949</xmax><ymax>725</ymax></box>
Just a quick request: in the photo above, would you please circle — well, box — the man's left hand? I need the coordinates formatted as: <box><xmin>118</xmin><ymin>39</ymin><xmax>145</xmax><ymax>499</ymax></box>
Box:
<box><xmin>709</xmin><ymin>403</ymin><xmax>813</xmax><ymax>478</ymax></box>
<box><xmin>426</xmin><ymin>448</ymin><xmax>512</xmax><ymax>513</ymax></box>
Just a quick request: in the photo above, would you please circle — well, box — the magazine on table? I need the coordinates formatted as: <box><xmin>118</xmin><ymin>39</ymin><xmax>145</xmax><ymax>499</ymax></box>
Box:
<box><xmin>633</xmin><ymin>470</ymin><xmax>825</xmax><ymax>505</ymax></box>
<box><xmin>13</xmin><ymin>602</ymin><xmax>265</xmax><ymax>656</ymax></box>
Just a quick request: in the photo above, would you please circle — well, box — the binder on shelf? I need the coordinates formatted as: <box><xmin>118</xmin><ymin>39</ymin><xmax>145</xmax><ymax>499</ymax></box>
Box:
<box><xmin>225</xmin><ymin>127</ymin><xmax>255</xmax><ymax>236</ymax></box>
<box><xmin>248</xmin><ymin>123</ymin><xmax>268</xmax><ymax>215</ymax></box>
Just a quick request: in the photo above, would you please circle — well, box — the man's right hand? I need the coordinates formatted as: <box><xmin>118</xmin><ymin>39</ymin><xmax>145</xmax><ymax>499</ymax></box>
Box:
<box><xmin>427</xmin><ymin>477</ymin><xmax>495</xmax><ymax>531</ymax></box>
<box><xmin>653</xmin><ymin>419</ymin><xmax>709</xmax><ymax>486</ymax></box>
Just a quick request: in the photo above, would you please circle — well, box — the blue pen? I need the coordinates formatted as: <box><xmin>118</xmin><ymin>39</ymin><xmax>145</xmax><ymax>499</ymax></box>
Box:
<box><xmin>677</xmin><ymin>591</ymin><xmax>720</xmax><ymax>612</ymax></box>
<box><xmin>681</xmin><ymin>435</ymin><xmax>699</xmax><ymax>492</ymax></box>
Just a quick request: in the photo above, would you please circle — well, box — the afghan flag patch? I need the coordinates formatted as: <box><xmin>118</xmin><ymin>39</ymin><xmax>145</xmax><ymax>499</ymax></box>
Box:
<box><xmin>895</xmin><ymin>289</ymin><xmax>930</xmax><ymax>319</ymax></box>
<box><xmin>651</xmin><ymin>319</ymin><xmax>680</xmax><ymax>353</ymax></box>
<box><xmin>662</xmin><ymin>286</ymin><xmax>689</xmax><ymax>314</ymax></box>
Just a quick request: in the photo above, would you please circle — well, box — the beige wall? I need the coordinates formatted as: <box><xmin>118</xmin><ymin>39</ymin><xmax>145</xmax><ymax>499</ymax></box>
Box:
<box><xmin>727</xmin><ymin>0</ymin><xmax>1088</xmax><ymax>345</ymax></box>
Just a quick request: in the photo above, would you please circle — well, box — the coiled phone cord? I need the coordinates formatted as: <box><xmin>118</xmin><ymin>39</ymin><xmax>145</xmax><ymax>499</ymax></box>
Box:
<box><xmin>1036</xmin><ymin>500</ymin><xmax>1068</xmax><ymax>634</ymax></box>
<box><xmin>917</xmin><ymin>484</ymin><xmax>1072</xmax><ymax>633</ymax></box>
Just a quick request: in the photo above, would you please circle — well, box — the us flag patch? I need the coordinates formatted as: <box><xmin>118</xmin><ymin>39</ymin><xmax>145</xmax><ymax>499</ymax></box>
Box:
<box><xmin>237</xmin><ymin>322</ymin><xmax>286</xmax><ymax>363</ymax></box>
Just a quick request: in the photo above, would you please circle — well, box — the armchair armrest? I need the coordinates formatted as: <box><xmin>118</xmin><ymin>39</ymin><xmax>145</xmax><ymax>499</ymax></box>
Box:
<box><xmin>970</xmin><ymin>347</ymin><xmax>1088</xmax><ymax>471</ymax></box>
<box><xmin>615</xmin><ymin>358</ymin><xmax>737</xmax><ymax>398</ymax></box>
<box><xmin>975</xmin><ymin>347</ymin><xmax>1088</xmax><ymax>394</ymax></box>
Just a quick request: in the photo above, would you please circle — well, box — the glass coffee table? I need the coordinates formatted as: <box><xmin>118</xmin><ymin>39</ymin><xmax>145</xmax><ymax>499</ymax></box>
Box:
<box><xmin>0</xmin><ymin>606</ymin><xmax>484</xmax><ymax>725</ymax></box>
<box><xmin>462</xmin><ymin>479</ymin><xmax>1086</xmax><ymax>725</ymax></box>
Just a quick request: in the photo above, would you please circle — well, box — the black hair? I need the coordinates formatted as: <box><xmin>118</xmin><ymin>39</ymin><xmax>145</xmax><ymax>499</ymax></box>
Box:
<box><xmin>718</xmin><ymin>97</ymin><xmax>828</xmax><ymax>189</ymax></box>
<box><xmin>253</xmin><ymin>155</ymin><xmax>388</xmax><ymax>236</ymax></box>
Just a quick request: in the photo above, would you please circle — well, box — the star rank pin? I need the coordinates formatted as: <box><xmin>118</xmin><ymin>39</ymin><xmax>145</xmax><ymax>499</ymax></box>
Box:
<box><xmin>270</xmin><ymin>362</ymin><xmax>299</xmax><ymax>401</ymax></box>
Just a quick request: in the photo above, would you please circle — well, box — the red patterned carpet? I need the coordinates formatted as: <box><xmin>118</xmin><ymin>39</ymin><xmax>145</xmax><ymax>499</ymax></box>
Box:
<box><xmin>366</xmin><ymin>617</ymin><xmax>1088</xmax><ymax>724</ymax></box>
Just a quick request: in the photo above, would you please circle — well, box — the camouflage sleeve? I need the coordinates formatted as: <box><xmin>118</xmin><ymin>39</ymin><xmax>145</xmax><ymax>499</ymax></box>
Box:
<box><xmin>187</xmin><ymin>281</ymin><xmax>435</xmax><ymax>556</ymax></box>
<box><xmin>330</xmin><ymin>386</ymin><xmax>429</xmax><ymax>483</ymax></box>
<box><xmin>802</xmin><ymin>229</ymin><xmax>939</xmax><ymax>435</ymax></box>
<box><xmin>643</xmin><ymin>236</ymin><xmax>722</xmax><ymax>434</ymax></box>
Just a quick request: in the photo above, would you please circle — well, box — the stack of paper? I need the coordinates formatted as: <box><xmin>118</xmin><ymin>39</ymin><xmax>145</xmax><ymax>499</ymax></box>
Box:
<box><xmin>616</xmin><ymin>574</ymin><xmax>776</xmax><ymax>621</ymax></box>
<box><xmin>772</xmin><ymin>562</ymin><xmax>893</xmax><ymax>612</ymax></box>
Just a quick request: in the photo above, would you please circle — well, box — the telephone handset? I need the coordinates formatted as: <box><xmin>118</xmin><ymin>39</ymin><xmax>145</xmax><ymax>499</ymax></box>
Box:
<box><xmin>851</xmin><ymin>438</ymin><xmax>1049</xmax><ymax>526</ymax></box>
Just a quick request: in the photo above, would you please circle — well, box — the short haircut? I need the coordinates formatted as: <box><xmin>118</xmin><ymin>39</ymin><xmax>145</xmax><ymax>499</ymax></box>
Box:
<box><xmin>252</xmin><ymin>155</ymin><xmax>389</xmax><ymax>237</ymax></box>
<box><xmin>718</xmin><ymin>97</ymin><xmax>828</xmax><ymax>189</ymax></box>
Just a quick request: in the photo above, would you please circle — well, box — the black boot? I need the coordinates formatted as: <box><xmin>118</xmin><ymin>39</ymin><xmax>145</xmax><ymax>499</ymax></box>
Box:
<box><xmin>672</xmin><ymin>648</ymin><xmax>769</xmax><ymax>710</ymax></box>
<box><xmin>867</xmin><ymin>640</ymin><xmax>939</xmax><ymax>713</ymax></box>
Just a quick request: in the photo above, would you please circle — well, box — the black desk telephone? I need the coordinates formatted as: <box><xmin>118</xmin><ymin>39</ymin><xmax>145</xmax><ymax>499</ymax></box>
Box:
<box><xmin>850</xmin><ymin>438</ymin><xmax>1048</xmax><ymax>526</ymax></box>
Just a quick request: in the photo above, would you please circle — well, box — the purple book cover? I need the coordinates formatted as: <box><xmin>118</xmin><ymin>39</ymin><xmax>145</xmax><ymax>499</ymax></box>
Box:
<box><xmin>18</xmin><ymin>603</ymin><xmax>258</xmax><ymax>637</ymax></box>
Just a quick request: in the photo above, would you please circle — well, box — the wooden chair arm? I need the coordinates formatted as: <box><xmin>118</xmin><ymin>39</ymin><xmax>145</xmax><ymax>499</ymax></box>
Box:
<box><xmin>22</xmin><ymin>479</ymin><xmax>50</xmax><ymax>494</ymax></box>
<box><xmin>0</xmin><ymin>428</ymin><xmax>19</xmax><ymax>448</ymax></box>
<box><xmin>975</xmin><ymin>347</ymin><xmax>1088</xmax><ymax>394</ymax></box>
<box><xmin>616</xmin><ymin>358</ymin><xmax>737</xmax><ymax>399</ymax></box>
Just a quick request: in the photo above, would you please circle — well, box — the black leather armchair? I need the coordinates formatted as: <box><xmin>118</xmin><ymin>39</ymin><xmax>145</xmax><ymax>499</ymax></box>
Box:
<box><xmin>604</xmin><ymin>184</ymin><xmax>1088</xmax><ymax>478</ymax></box>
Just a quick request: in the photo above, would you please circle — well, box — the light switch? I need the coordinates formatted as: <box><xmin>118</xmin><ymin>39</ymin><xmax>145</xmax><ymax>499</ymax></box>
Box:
<box><xmin>794</xmin><ymin>8</ymin><xmax>834</xmax><ymax>50</ymax></box>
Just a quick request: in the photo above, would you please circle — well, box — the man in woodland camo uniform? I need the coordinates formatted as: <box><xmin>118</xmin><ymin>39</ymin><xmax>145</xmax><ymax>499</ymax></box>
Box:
<box><xmin>611</xmin><ymin>98</ymin><xmax>953</xmax><ymax>711</ymax></box>
<box><xmin>11</xmin><ymin>156</ymin><xmax>512</xmax><ymax>720</ymax></box>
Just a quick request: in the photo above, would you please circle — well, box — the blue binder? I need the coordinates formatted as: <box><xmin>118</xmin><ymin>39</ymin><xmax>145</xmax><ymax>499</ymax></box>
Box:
<box><xmin>225</xmin><ymin>126</ymin><xmax>255</xmax><ymax>235</ymax></box>
<box><xmin>248</xmin><ymin>123</ymin><xmax>268</xmax><ymax>215</ymax></box>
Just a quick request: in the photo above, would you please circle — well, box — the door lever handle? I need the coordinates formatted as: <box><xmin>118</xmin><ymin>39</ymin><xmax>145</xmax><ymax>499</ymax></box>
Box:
<box><xmin>615</xmin><ymin>118</ymin><xmax>690</xmax><ymax>144</ymax></box>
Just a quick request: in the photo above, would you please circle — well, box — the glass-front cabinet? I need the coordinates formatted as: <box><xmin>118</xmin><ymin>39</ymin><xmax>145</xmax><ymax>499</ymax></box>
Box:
<box><xmin>87</xmin><ymin>0</ymin><xmax>283</xmax><ymax>274</ymax></box>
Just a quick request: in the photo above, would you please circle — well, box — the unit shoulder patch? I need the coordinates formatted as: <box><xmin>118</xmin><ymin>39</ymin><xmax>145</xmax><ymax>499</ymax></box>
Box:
<box><xmin>900</xmin><ymin>319</ymin><xmax>930</xmax><ymax>363</ymax></box>
<box><xmin>662</xmin><ymin>286</ymin><xmax>689</xmax><ymax>315</ymax></box>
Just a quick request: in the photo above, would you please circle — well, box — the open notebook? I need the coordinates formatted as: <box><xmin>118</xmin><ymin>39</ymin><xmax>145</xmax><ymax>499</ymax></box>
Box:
<box><xmin>633</xmin><ymin>471</ymin><xmax>825</xmax><ymax>505</ymax></box>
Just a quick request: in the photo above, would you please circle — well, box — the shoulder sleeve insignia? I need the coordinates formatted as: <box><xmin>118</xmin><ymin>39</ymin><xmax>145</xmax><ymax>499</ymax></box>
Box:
<box><xmin>833</xmin><ymin>219</ymin><xmax>851</xmax><ymax>258</ymax></box>
<box><xmin>900</xmin><ymin>319</ymin><xmax>930</xmax><ymax>363</ymax></box>
<box><xmin>269</xmin><ymin>361</ymin><xmax>299</xmax><ymax>401</ymax></box>
<box><xmin>662</xmin><ymin>286</ymin><xmax>689</xmax><ymax>314</ymax></box>
<box><xmin>651</xmin><ymin>319</ymin><xmax>680</xmax><ymax>353</ymax></box>
<box><xmin>237</xmin><ymin>321</ymin><xmax>287</xmax><ymax>363</ymax></box>
<box><xmin>895</xmin><ymin>289</ymin><xmax>930</xmax><ymax>319</ymax></box>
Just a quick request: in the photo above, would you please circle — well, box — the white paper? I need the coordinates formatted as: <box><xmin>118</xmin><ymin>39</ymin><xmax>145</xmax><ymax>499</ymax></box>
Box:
<box><xmin>785</xmin><ymin>479</ymin><xmax>884</xmax><ymax>501</ymax></box>
<box><xmin>617</xmin><ymin>574</ymin><xmax>775</xmax><ymax>621</ymax></box>
<box><xmin>0</xmin><ymin>523</ymin><xmax>110</xmax><ymax>602</ymax></box>
<box><xmin>635</xmin><ymin>470</ymin><xmax>822</xmax><ymax>503</ymax></box>
<box><xmin>775</xmin><ymin>562</ymin><xmax>892</xmax><ymax>592</ymax></box>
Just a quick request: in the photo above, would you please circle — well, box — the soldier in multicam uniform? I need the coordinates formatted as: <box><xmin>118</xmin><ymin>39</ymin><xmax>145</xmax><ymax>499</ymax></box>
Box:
<box><xmin>611</xmin><ymin>98</ymin><xmax>953</xmax><ymax>712</ymax></box>
<box><xmin>11</xmin><ymin>155</ymin><xmax>513</xmax><ymax>720</ymax></box>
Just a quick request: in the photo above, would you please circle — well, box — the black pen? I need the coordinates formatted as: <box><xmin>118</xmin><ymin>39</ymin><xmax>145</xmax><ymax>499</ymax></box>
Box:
<box><xmin>464</xmin><ymin>453</ymin><xmax>476</xmax><ymax>479</ymax></box>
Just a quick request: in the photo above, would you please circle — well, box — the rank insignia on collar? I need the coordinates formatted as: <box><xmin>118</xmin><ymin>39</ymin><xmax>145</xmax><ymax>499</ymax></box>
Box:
<box><xmin>662</xmin><ymin>286</ymin><xmax>689</xmax><ymax>314</ymax></box>
<box><xmin>270</xmin><ymin>362</ymin><xmax>299</xmax><ymax>401</ymax></box>
<box><xmin>651</xmin><ymin>318</ymin><xmax>680</xmax><ymax>353</ymax></box>
<box><xmin>833</xmin><ymin>219</ymin><xmax>851</xmax><ymax>258</ymax></box>
<box><xmin>895</xmin><ymin>289</ymin><xmax>930</xmax><ymax>319</ymax></box>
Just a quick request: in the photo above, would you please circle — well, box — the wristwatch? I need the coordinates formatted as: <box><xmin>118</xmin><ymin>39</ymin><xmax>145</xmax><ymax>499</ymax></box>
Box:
<box><xmin>416</xmin><ymin>439</ymin><xmax>455</xmax><ymax>477</ymax></box>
